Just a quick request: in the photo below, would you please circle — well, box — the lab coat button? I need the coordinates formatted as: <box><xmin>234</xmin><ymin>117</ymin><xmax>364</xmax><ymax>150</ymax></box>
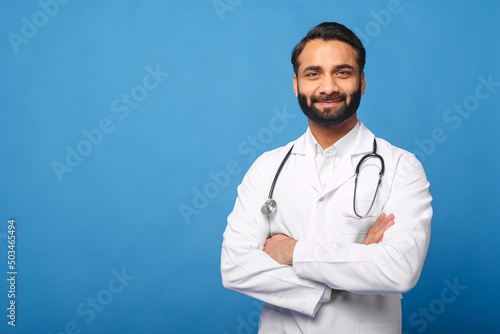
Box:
<box><xmin>319</xmin><ymin>197</ymin><xmax>323</xmax><ymax>202</ymax></box>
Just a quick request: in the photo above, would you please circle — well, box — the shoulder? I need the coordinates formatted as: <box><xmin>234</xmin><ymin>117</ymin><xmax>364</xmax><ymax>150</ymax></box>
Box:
<box><xmin>375</xmin><ymin>137</ymin><xmax>426</xmax><ymax>180</ymax></box>
<box><xmin>252</xmin><ymin>140</ymin><xmax>297</xmax><ymax>173</ymax></box>
<box><xmin>235</xmin><ymin>137</ymin><xmax>298</xmax><ymax>197</ymax></box>
<box><xmin>357</xmin><ymin>122</ymin><xmax>422</xmax><ymax>173</ymax></box>
<box><xmin>242</xmin><ymin>136</ymin><xmax>299</xmax><ymax>183</ymax></box>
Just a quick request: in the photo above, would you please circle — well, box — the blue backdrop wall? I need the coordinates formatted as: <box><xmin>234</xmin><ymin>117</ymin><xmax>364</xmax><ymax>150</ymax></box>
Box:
<box><xmin>1</xmin><ymin>1</ymin><xmax>499</xmax><ymax>333</ymax></box>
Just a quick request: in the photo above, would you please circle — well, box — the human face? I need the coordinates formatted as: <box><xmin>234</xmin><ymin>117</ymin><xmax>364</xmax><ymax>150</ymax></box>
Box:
<box><xmin>293</xmin><ymin>39</ymin><xmax>366</xmax><ymax>126</ymax></box>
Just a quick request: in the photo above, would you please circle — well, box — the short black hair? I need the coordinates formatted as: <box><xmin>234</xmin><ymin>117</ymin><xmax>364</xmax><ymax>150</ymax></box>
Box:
<box><xmin>291</xmin><ymin>22</ymin><xmax>366</xmax><ymax>75</ymax></box>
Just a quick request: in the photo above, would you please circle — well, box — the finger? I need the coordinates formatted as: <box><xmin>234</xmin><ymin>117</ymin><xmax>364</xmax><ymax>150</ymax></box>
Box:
<box><xmin>375</xmin><ymin>213</ymin><xmax>387</xmax><ymax>224</ymax></box>
<box><xmin>380</xmin><ymin>218</ymin><xmax>394</xmax><ymax>230</ymax></box>
<box><xmin>377</xmin><ymin>221</ymin><xmax>394</xmax><ymax>238</ymax></box>
<box><xmin>263</xmin><ymin>241</ymin><xmax>271</xmax><ymax>253</ymax></box>
<box><xmin>370</xmin><ymin>216</ymin><xmax>391</xmax><ymax>234</ymax></box>
<box><xmin>369</xmin><ymin>220</ymin><xmax>393</xmax><ymax>240</ymax></box>
<box><xmin>375</xmin><ymin>220</ymin><xmax>395</xmax><ymax>241</ymax></box>
<box><xmin>371</xmin><ymin>214</ymin><xmax>389</xmax><ymax>230</ymax></box>
<box><xmin>382</xmin><ymin>215</ymin><xmax>395</xmax><ymax>230</ymax></box>
<box><xmin>376</xmin><ymin>213</ymin><xmax>395</xmax><ymax>223</ymax></box>
<box><xmin>373</xmin><ymin>214</ymin><xmax>395</xmax><ymax>231</ymax></box>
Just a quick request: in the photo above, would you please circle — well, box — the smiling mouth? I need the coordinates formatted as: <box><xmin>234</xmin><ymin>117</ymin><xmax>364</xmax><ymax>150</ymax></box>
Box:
<box><xmin>316</xmin><ymin>99</ymin><xmax>343</xmax><ymax>107</ymax></box>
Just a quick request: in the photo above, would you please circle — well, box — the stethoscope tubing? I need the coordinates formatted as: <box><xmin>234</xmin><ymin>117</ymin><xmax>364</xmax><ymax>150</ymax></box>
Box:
<box><xmin>261</xmin><ymin>145</ymin><xmax>294</xmax><ymax>216</ymax></box>
<box><xmin>352</xmin><ymin>139</ymin><xmax>384</xmax><ymax>218</ymax></box>
<box><xmin>267</xmin><ymin>145</ymin><xmax>294</xmax><ymax>200</ymax></box>
<box><xmin>261</xmin><ymin>138</ymin><xmax>384</xmax><ymax>219</ymax></box>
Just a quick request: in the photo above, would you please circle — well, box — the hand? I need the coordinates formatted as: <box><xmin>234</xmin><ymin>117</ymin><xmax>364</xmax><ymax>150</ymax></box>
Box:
<box><xmin>263</xmin><ymin>233</ymin><xmax>298</xmax><ymax>265</ymax></box>
<box><xmin>362</xmin><ymin>213</ymin><xmax>395</xmax><ymax>245</ymax></box>
<box><xmin>330</xmin><ymin>213</ymin><xmax>395</xmax><ymax>298</ymax></box>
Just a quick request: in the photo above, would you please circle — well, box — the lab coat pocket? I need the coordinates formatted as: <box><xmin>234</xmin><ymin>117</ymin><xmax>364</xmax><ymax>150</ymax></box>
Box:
<box><xmin>258</xmin><ymin>303</ymin><xmax>284</xmax><ymax>333</ymax></box>
<box><xmin>340</xmin><ymin>199</ymin><xmax>383</xmax><ymax>244</ymax></box>
<box><xmin>356</xmin><ymin>322</ymin><xmax>401</xmax><ymax>334</ymax></box>
<box><xmin>341</xmin><ymin>231</ymin><xmax>367</xmax><ymax>244</ymax></box>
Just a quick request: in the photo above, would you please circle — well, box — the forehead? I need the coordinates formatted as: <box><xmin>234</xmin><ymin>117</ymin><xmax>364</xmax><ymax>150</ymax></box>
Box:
<box><xmin>297</xmin><ymin>39</ymin><xmax>359</xmax><ymax>72</ymax></box>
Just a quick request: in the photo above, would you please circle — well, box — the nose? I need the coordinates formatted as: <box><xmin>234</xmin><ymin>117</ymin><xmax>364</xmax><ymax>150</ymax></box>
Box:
<box><xmin>319</xmin><ymin>76</ymin><xmax>339</xmax><ymax>95</ymax></box>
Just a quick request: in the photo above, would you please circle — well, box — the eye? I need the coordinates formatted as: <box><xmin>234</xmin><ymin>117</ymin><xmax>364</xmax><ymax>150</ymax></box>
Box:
<box><xmin>337</xmin><ymin>71</ymin><xmax>351</xmax><ymax>78</ymax></box>
<box><xmin>305</xmin><ymin>72</ymin><xmax>319</xmax><ymax>78</ymax></box>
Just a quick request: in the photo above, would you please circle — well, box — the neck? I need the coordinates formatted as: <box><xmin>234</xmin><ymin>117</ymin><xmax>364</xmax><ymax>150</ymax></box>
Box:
<box><xmin>308</xmin><ymin>114</ymin><xmax>357</xmax><ymax>149</ymax></box>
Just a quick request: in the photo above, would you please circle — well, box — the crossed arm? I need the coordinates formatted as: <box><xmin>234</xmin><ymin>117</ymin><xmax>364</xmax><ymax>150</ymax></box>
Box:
<box><xmin>263</xmin><ymin>213</ymin><xmax>396</xmax><ymax>297</ymax></box>
<box><xmin>222</xmin><ymin>150</ymin><xmax>432</xmax><ymax>316</ymax></box>
<box><xmin>263</xmin><ymin>213</ymin><xmax>396</xmax><ymax>265</ymax></box>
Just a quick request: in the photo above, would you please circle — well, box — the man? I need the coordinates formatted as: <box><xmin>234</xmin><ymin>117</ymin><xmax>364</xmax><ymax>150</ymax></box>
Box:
<box><xmin>221</xmin><ymin>22</ymin><xmax>432</xmax><ymax>333</ymax></box>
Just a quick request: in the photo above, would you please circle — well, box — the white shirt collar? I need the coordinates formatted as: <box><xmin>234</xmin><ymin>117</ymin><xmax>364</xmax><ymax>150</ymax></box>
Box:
<box><xmin>306</xmin><ymin>120</ymin><xmax>361</xmax><ymax>159</ymax></box>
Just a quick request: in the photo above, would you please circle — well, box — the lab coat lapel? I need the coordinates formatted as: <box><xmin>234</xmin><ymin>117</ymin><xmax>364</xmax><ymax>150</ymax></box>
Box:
<box><xmin>326</xmin><ymin>155</ymin><xmax>355</xmax><ymax>192</ymax></box>
<box><xmin>291</xmin><ymin>123</ymin><xmax>375</xmax><ymax>195</ymax></box>
<box><xmin>292</xmin><ymin>133</ymin><xmax>322</xmax><ymax>193</ymax></box>
<box><xmin>325</xmin><ymin>122</ymin><xmax>375</xmax><ymax>193</ymax></box>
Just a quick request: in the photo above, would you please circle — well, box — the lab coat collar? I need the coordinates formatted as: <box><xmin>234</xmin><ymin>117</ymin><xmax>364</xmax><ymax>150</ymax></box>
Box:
<box><xmin>306</xmin><ymin>121</ymin><xmax>360</xmax><ymax>160</ymax></box>
<box><xmin>291</xmin><ymin>121</ymin><xmax>375</xmax><ymax>194</ymax></box>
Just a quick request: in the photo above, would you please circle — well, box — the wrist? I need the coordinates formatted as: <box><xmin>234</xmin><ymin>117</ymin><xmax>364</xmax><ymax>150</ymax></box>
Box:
<box><xmin>288</xmin><ymin>239</ymin><xmax>298</xmax><ymax>265</ymax></box>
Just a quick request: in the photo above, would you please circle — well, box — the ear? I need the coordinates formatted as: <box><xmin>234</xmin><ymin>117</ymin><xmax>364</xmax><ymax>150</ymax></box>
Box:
<box><xmin>293</xmin><ymin>74</ymin><xmax>298</xmax><ymax>98</ymax></box>
<box><xmin>360</xmin><ymin>71</ymin><xmax>366</xmax><ymax>95</ymax></box>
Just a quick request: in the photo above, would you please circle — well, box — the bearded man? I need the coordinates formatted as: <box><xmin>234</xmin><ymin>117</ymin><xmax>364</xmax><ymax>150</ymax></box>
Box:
<box><xmin>221</xmin><ymin>22</ymin><xmax>432</xmax><ymax>334</ymax></box>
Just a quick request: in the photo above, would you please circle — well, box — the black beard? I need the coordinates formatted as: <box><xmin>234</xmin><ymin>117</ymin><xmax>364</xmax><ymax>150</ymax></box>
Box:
<box><xmin>297</xmin><ymin>87</ymin><xmax>362</xmax><ymax>126</ymax></box>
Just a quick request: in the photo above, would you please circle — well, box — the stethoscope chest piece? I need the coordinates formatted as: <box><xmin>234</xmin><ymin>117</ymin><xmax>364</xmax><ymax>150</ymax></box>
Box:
<box><xmin>260</xmin><ymin>145</ymin><xmax>294</xmax><ymax>217</ymax></box>
<box><xmin>261</xmin><ymin>198</ymin><xmax>277</xmax><ymax>216</ymax></box>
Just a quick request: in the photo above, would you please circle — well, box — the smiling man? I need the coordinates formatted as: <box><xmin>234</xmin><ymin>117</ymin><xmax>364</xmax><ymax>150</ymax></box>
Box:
<box><xmin>221</xmin><ymin>22</ymin><xmax>432</xmax><ymax>333</ymax></box>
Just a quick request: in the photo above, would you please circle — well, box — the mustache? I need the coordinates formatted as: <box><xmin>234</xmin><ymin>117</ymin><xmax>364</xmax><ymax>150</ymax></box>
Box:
<box><xmin>310</xmin><ymin>93</ymin><xmax>346</xmax><ymax>102</ymax></box>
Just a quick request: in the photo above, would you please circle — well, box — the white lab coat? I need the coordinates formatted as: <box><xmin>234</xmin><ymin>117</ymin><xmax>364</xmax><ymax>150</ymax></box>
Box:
<box><xmin>221</xmin><ymin>122</ymin><xmax>432</xmax><ymax>334</ymax></box>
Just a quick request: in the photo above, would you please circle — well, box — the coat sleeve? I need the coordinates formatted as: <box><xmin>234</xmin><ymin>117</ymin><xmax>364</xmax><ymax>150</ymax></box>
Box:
<box><xmin>292</xmin><ymin>152</ymin><xmax>432</xmax><ymax>295</ymax></box>
<box><xmin>221</xmin><ymin>149</ymin><xmax>331</xmax><ymax>317</ymax></box>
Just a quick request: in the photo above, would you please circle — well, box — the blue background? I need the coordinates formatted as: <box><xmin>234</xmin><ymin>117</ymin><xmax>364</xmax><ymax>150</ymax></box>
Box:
<box><xmin>1</xmin><ymin>0</ymin><xmax>499</xmax><ymax>333</ymax></box>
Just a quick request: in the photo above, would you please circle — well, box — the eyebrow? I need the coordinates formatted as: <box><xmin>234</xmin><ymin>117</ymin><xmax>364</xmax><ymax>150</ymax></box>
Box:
<box><xmin>335</xmin><ymin>64</ymin><xmax>355</xmax><ymax>71</ymax></box>
<box><xmin>301</xmin><ymin>63</ymin><xmax>356</xmax><ymax>74</ymax></box>
<box><xmin>302</xmin><ymin>65</ymin><xmax>321</xmax><ymax>73</ymax></box>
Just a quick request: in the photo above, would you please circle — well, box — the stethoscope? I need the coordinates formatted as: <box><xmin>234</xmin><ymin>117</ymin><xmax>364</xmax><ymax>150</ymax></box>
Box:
<box><xmin>261</xmin><ymin>139</ymin><xmax>385</xmax><ymax>219</ymax></box>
